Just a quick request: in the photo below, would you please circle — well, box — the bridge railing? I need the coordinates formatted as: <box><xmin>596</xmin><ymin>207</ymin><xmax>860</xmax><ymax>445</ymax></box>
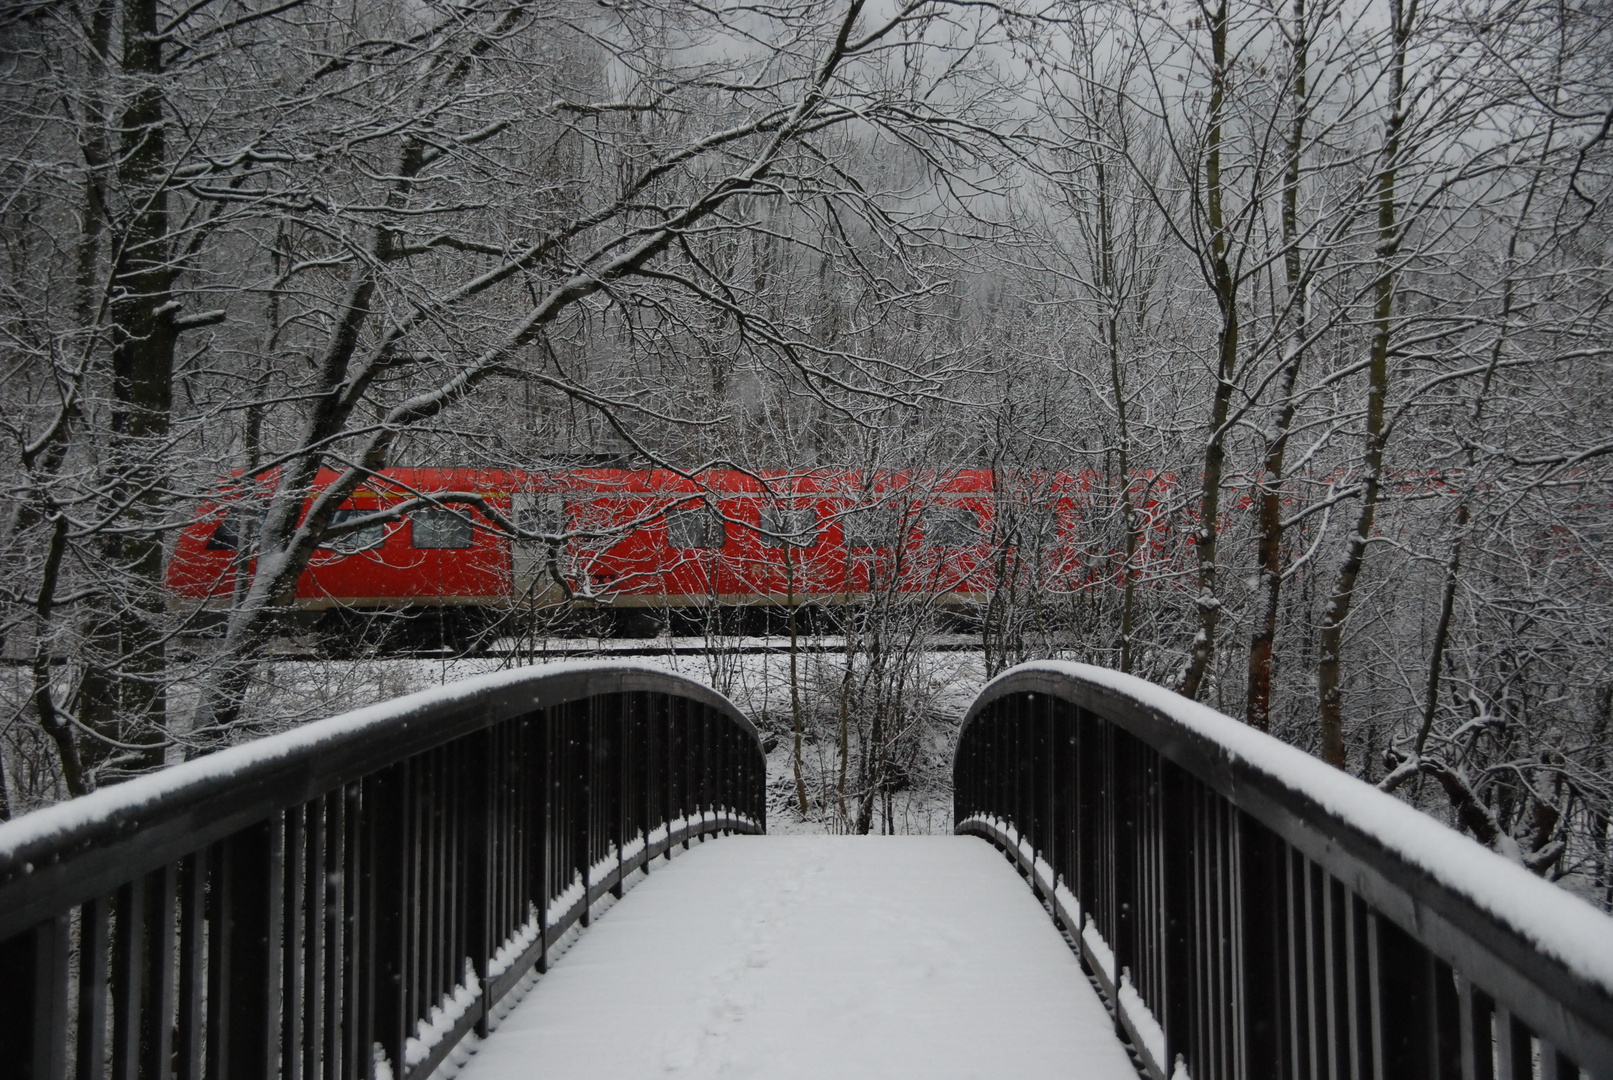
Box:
<box><xmin>0</xmin><ymin>661</ymin><xmax>765</xmax><ymax>1080</ymax></box>
<box><xmin>954</xmin><ymin>661</ymin><xmax>1613</xmax><ymax>1080</ymax></box>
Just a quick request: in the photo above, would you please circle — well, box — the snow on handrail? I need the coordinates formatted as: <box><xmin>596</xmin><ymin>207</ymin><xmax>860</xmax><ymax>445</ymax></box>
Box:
<box><xmin>960</xmin><ymin>660</ymin><xmax>1613</xmax><ymax>997</ymax></box>
<box><xmin>0</xmin><ymin>660</ymin><xmax>751</xmax><ymax>898</ymax></box>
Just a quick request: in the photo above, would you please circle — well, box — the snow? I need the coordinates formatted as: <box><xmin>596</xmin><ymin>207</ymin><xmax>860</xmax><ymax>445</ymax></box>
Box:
<box><xmin>1117</xmin><ymin>971</ymin><xmax>1166</xmax><ymax>1074</ymax></box>
<box><xmin>488</xmin><ymin>906</ymin><xmax>542</xmax><ymax>981</ymax></box>
<box><xmin>547</xmin><ymin>873</ymin><xmax>585</xmax><ymax>929</ymax></box>
<box><xmin>398</xmin><ymin>817</ymin><xmax>766</xmax><ymax>1077</ymax></box>
<box><xmin>0</xmin><ymin>659</ymin><xmax>750</xmax><ymax>863</ymax></box>
<box><xmin>968</xmin><ymin>661</ymin><xmax>1613</xmax><ymax>997</ymax></box>
<box><xmin>1082</xmin><ymin>920</ymin><xmax>1116</xmax><ymax>985</ymax></box>
<box><xmin>958</xmin><ymin>813</ymin><xmax>1081</xmax><ymax>931</ymax></box>
<box><xmin>407</xmin><ymin>961</ymin><xmax>482</xmax><ymax>1067</ymax></box>
<box><xmin>1054</xmin><ymin>882</ymin><xmax>1083</xmax><ymax>927</ymax></box>
<box><xmin>451</xmin><ymin>836</ymin><xmax>1138</xmax><ymax>1080</ymax></box>
<box><xmin>957</xmin><ymin>812</ymin><xmax>1183</xmax><ymax>1079</ymax></box>
<box><xmin>589</xmin><ymin>847</ymin><xmax>620</xmax><ymax>888</ymax></box>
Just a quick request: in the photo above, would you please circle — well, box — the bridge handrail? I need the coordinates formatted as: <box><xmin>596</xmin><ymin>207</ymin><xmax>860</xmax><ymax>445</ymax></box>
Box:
<box><xmin>0</xmin><ymin>660</ymin><xmax>765</xmax><ymax>1080</ymax></box>
<box><xmin>954</xmin><ymin>661</ymin><xmax>1613</xmax><ymax>1079</ymax></box>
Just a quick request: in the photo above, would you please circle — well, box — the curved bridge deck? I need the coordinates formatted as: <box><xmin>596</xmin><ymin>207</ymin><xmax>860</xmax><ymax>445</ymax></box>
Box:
<box><xmin>456</xmin><ymin>836</ymin><xmax>1139</xmax><ymax>1080</ymax></box>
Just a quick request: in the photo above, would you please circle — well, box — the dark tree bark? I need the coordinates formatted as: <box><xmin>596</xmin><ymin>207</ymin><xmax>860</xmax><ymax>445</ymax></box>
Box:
<box><xmin>1178</xmin><ymin>0</ymin><xmax>1239</xmax><ymax>702</ymax></box>
<box><xmin>1318</xmin><ymin>0</ymin><xmax>1410</xmax><ymax>768</ymax></box>
<box><xmin>79</xmin><ymin>0</ymin><xmax>179</xmax><ymax>776</ymax></box>
<box><xmin>1246</xmin><ymin>0</ymin><xmax>1312</xmax><ymax>732</ymax></box>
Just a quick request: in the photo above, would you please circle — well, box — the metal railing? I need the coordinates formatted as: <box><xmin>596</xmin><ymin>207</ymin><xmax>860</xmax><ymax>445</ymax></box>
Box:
<box><xmin>0</xmin><ymin>661</ymin><xmax>765</xmax><ymax>1080</ymax></box>
<box><xmin>954</xmin><ymin>661</ymin><xmax>1613</xmax><ymax>1080</ymax></box>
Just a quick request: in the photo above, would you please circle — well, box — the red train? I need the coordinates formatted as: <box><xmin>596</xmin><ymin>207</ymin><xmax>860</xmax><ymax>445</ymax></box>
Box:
<box><xmin>166</xmin><ymin>468</ymin><xmax>1181</xmax><ymax>638</ymax></box>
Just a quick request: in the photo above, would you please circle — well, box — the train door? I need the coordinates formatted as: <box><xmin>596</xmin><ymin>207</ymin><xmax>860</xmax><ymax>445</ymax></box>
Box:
<box><xmin>510</xmin><ymin>492</ymin><xmax>567</xmax><ymax>606</ymax></box>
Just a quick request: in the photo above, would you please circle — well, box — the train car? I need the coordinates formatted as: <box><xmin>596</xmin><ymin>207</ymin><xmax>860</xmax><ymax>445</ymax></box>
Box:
<box><xmin>167</xmin><ymin>468</ymin><xmax>515</xmax><ymax>615</ymax></box>
<box><xmin>167</xmin><ymin>468</ymin><xmax>1103</xmax><ymax>624</ymax></box>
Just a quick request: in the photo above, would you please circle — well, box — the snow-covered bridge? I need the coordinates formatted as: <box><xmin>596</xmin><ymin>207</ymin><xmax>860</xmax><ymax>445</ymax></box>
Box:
<box><xmin>1</xmin><ymin>661</ymin><xmax>1610</xmax><ymax>1080</ymax></box>
<box><xmin>454</xmin><ymin>835</ymin><xmax>1137</xmax><ymax>1079</ymax></box>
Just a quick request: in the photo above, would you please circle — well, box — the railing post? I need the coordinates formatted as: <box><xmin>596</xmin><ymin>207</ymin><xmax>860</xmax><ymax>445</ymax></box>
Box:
<box><xmin>111</xmin><ymin>875</ymin><xmax>145</xmax><ymax>1080</ymax></box>
<box><xmin>679</xmin><ymin>697</ymin><xmax>689</xmax><ymax>838</ymax></box>
<box><xmin>1456</xmin><ymin>975</ymin><xmax>1496</xmax><ymax>1080</ymax></box>
<box><xmin>142</xmin><ymin>865</ymin><xmax>179</xmax><ymax>1080</ymax></box>
<box><xmin>1372</xmin><ymin>906</ymin><xmax>1466</xmax><ymax>1079</ymax></box>
<box><xmin>721</xmin><ymin>720</ymin><xmax>732</xmax><ymax>832</ymax></box>
<box><xmin>1012</xmin><ymin>695</ymin><xmax>1025</xmax><ymax>848</ymax></box>
<box><xmin>636</xmin><ymin>694</ymin><xmax>651</xmax><ymax>870</ymax></box>
<box><xmin>284</xmin><ymin>808</ymin><xmax>306</xmax><ymax>1080</ymax></box>
<box><xmin>1494</xmin><ymin>1005</ymin><xmax>1531</xmax><ymax>1080</ymax></box>
<box><xmin>1050</xmin><ymin>701</ymin><xmax>1068</xmax><ymax>894</ymax></box>
<box><xmin>1112</xmin><ymin>726</ymin><xmax>1137</xmax><ymax>1029</ymax></box>
<box><xmin>339</xmin><ymin>785</ymin><xmax>360</xmax><ymax>1080</ymax></box>
<box><xmin>1045</xmin><ymin>703</ymin><xmax>1059</xmax><ymax>890</ymax></box>
<box><xmin>0</xmin><ymin>912</ymin><xmax>69</xmax><ymax>1080</ymax></box>
<box><xmin>525</xmin><ymin>715</ymin><xmax>551</xmax><ymax>980</ymax></box>
<box><xmin>579</xmin><ymin>699</ymin><xmax>594</xmax><ymax>927</ymax></box>
<box><xmin>1237</xmin><ymin>811</ymin><xmax>1286</xmax><ymax>1079</ymax></box>
<box><xmin>298</xmin><ymin>800</ymin><xmax>325</xmax><ymax>1080</ymax></box>
<box><xmin>1160</xmin><ymin>762</ymin><xmax>1194</xmax><ymax>1077</ymax></box>
<box><xmin>206</xmin><ymin>816</ymin><xmax>285</xmax><ymax>1080</ymax></box>
<box><xmin>658</xmin><ymin>695</ymin><xmax>673</xmax><ymax>859</ymax></box>
<box><xmin>80</xmin><ymin>894</ymin><xmax>111</xmax><ymax>1080</ymax></box>
<box><xmin>364</xmin><ymin>767</ymin><xmax>407</xmax><ymax>1080</ymax></box>
<box><xmin>1078</xmin><ymin>710</ymin><xmax>1102</xmax><ymax>942</ymax></box>
<box><xmin>533</xmin><ymin>710</ymin><xmax>551</xmax><ymax>975</ymax></box>
<box><xmin>1342</xmin><ymin>884</ymin><xmax>1375</xmax><ymax>1077</ymax></box>
<box><xmin>701</xmin><ymin>705</ymin><xmax>713</xmax><ymax>836</ymax></box>
<box><xmin>1433</xmin><ymin>957</ymin><xmax>1463</xmax><ymax>1080</ymax></box>
<box><xmin>468</xmin><ymin>726</ymin><xmax>493</xmax><ymax>1038</ymax></box>
<box><xmin>613</xmin><ymin>695</ymin><xmax>627</xmax><ymax>899</ymax></box>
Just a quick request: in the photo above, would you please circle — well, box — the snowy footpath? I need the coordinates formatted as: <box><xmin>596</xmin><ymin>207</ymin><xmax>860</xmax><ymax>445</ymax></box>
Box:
<box><xmin>454</xmin><ymin>835</ymin><xmax>1138</xmax><ymax>1080</ymax></box>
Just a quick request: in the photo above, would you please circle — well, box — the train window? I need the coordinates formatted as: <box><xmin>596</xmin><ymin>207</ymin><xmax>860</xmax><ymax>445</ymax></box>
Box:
<box><xmin>412</xmin><ymin>508</ymin><xmax>474</xmax><ymax>549</ymax></box>
<box><xmin>759</xmin><ymin>506</ymin><xmax>818</xmax><ymax>547</ymax></box>
<box><xmin>922</xmin><ymin>507</ymin><xmax>980</xmax><ymax>548</ymax></box>
<box><xmin>205</xmin><ymin>516</ymin><xmax>234</xmax><ymax>551</ymax></box>
<box><xmin>320</xmin><ymin>508</ymin><xmax>386</xmax><ymax>554</ymax></box>
<box><xmin>844</xmin><ymin>506</ymin><xmax>900</xmax><ymax>549</ymax></box>
<box><xmin>666</xmin><ymin>507</ymin><xmax>725</xmax><ymax>550</ymax></box>
<box><xmin>206</xmin><ymin>507</ymin><xmax>261</xmax><ymax>552</ymax></box>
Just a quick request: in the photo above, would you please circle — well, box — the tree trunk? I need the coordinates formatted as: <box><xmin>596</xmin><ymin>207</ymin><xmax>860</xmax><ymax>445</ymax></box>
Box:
<box><xmin>75</xmin><ymin>0</ymin><xmax>112</xmax><ymax>329</ymax></box>
<box><xmin>1247</xmin><ymin>0</ymin><xmax>1311</xmax><ymax>731</ymax></box>
<box><xmin>35</xmin><ymin>515</ymin><xmax>86</xmax><ymax>798</ymax></box>
<box><xmin>1318</xmin><ymin>0</ymin><xmax>1409</xmax><ymax>768</ymax></box>
<box><xmin>1097</xmin><ymin>156</ymin><xmax>1140</xmax><ymax>674</ymax></box>
<box><xmin>81</xmin><ymin>0</ymin><xmax>176</xmax><ymax>775</ymax></box>
<box><xmin>1179</xmin><ymin>0</ymin><xmax>1238</xmax><ymax>702</ymax></box>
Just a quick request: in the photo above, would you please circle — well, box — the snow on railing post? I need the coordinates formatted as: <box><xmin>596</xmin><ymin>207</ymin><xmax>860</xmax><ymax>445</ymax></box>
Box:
<box><xmin>954</xmin><ymin>661</ymin><xmax>1613</xmax><ymax>1080</ymax></box>
<box><xmin>0</xmin><ymin>661</ymin><xmax>764</xmax><ymax>1080</ymax></box>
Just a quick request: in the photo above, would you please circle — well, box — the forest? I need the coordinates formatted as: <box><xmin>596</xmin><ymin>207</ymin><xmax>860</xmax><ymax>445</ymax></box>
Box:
<box><xmin>0</xmin><ymin>0</ymin><xmax>1609</xmax><ymax>904</ymax></box>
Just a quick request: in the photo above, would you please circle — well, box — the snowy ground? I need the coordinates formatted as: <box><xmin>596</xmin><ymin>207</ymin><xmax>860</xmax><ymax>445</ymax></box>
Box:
<box><xmin>450</xmin><ymin>835</ymin><xmax>1138</xmax><ymax>1080</ymax></box>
